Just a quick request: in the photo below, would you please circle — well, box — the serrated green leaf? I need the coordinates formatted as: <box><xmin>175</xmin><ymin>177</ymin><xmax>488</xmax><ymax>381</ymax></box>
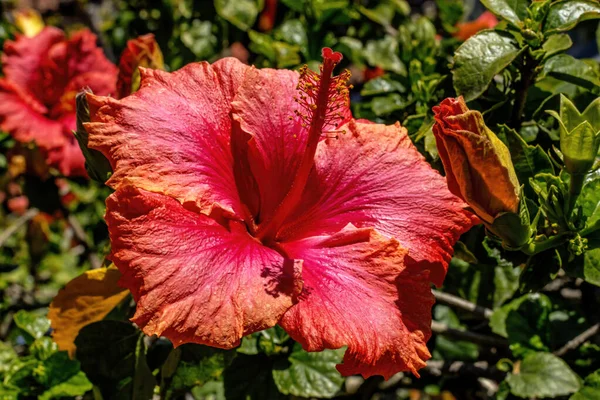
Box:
<box><xmin>272</xmin><ymin>344</ymin><xmax>344</xmax><ymax>398</ymax></box>
<box><xmin>545</xmin><ymin>0</ymin><xmax>600</xmax><ymax>33</ymax></box>
<box><xmin>507</xmin><ymin>352</ymin><xmax>581</xmax><ymax>398</ymax></box>
<box><xmin>480</xmin><ymin>0</ymin><xmax>529</xmax><ymax>26</ymax></box>
<box><xmin>572</xmin><ymin>369</ymin><xmax>600</xmax><ymax>400</ymax></box>
<box><xmin>452</xmin><ymin>30</ymin><xmax>524</xmax><ymax>101</ymax></box>
<box><xmin>214</xmin><ymin>0</ymin><xmax>262</xmax><ymax>31</ymax></box>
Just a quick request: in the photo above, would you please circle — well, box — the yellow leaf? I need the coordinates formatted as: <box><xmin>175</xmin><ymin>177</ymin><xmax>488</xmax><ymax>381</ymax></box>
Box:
<box><xmin>48</xmin><ymin>265</ymin><xmax>130</xmax><ymax>357</ymax></box>
<box><xmin>13</xmin><ymin>9</ymin><xmax>44</xmax><ymax>37</ymax></box>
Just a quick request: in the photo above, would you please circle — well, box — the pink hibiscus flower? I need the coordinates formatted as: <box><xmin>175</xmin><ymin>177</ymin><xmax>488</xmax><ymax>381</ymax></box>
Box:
<box><xmin>0</xmin><ymin>27</ymin><xmax>117</xmax><ymax>177</ymax></box>
<box><xmin>84</xmin><ymin>49</ymin><xmax>477</xmax><ymax>378</ymax></box>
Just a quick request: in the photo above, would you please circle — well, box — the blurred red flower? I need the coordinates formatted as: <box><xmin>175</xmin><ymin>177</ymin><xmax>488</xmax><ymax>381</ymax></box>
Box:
<box><xmin>0</xmin><ymin>27</ymin><xmax>117</xmax><ymax>177</ymax></box>
<box><xmin>85</xmin><ymin>49</ymin><xmax>476</xmax><ymax>378</ymax></box>
<box><xmin>453</xmin><ymin>11</ymin><xmax>498</xmax><ymax>41</ymax></box>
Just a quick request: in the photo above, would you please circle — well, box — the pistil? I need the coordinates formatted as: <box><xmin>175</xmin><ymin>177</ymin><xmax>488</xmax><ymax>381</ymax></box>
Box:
<box><xmin>255</xmin><ymin>48</ymin><xmax>350</xmax><ymax>243</ymax></box>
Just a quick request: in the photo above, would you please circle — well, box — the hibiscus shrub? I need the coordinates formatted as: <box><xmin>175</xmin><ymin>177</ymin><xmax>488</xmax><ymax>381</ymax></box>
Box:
<box><xmin>1</xmin><ymin>0</ymin><xmax>600</xmax><ymax>399</ymax></box>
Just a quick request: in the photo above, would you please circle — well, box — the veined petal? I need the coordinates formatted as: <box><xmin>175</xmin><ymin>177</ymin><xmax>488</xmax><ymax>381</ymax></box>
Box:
<box><xmin>1</xmin><ymin>27</ymin><xmax>64</xmax><ymax>97</ymax></box>
<box><xmin>231</xmin><ymin>67</ymin><xmax>307</xmax><ymax>223</ymax></box>
<box><xmin>279</xmin><ymin>226</ymin><xmax>432</xmax><ymax>379</ymax></box>
<box><xmin>106</xmin><ymin>185</ymin><xmax>302</xmax><ymax>348</ymax></box>
<box><xmin>85</xmin><ymin>59</ymin><xmax>252</xmax><ymax>217</ymax></box>
<box><xmin>278</xmin><ymin>121</ymin><xmax>477</xmax><ymax>286</ymax></box>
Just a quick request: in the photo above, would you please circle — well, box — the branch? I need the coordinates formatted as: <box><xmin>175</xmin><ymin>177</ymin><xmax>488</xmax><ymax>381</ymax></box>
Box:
<box><xmin>424</xmin><ymin>360</ymin><xmax>505</xmax><ymax>381</ymax></box>
<box><xmin>0</xmin><ymin>208</ymin><xmax>39</xmax><ymax>248</ymax></box>
<box><xmin>431</xmin><ymin>321</ymin><xmax>508</xmax><ymax>348</ymax></box>
<box><xmin>433</xmin><ymin>290</ymin><xmax>494</xmax><ymax>319</ymax></box>
<box><xmin>554</xmin><ymin>323</ymin><xmax>600</xmax><ymax>357</ymax></box>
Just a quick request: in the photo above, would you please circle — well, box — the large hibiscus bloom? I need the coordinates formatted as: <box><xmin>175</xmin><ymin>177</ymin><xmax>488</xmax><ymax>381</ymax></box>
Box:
<box><xmin>0</xmin><ymin>27</ymin><xmax>117</xmax><ymax>177</ymax></box>
<box><xmin>85</xmin><ymin>49</ymin><xmax>477</xmax><ymax>378</ymax></box>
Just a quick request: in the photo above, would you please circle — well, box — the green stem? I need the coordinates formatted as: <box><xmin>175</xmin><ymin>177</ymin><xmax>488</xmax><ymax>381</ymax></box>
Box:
<box><xmin>511</xmin><ymin>50</ymin><xmax>538</xmax><ymax>131</ymax></box>
<box><xmin>567</xmin><ymin>173</ymin><xmax>586</xmax><ymax>217</ymax></box>
<box><xmin>521</xmin><ymin>232</ymin><xmax>571</xmax><ymax>256</ymax></box>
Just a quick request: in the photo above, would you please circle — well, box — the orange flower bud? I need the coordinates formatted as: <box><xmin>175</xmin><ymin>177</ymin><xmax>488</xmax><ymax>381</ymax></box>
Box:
<box><xmin>433</xmin><ymin>97</ymin><xmax>520</xmax><ymax>226</ymax></box>
<box><xmin>116</xmin><ymin>33</ymin><xmax>164</xmax><ymax>98</ymax></box>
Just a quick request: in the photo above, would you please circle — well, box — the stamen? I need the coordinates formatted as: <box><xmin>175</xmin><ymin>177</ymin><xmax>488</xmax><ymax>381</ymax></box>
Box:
<box><xmin>255</xmin><ymin>48</ymin><xmax>351</xmax><ymax>243</ymax></box>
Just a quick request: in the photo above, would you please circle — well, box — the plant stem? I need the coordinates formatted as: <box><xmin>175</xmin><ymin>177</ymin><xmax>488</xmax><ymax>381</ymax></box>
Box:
<box><xmin>431</xmin><ymin>321</ymin><xmax>508</xmax><ymax>348</ymax></box>
<box><xmin>554</xmin><ymin>323</ymin><xmax>600</xmax><ymax>357</ymax></box>
<box><xmin>567</xmin><ymin>173</ymin><xmax>586</xmax><ymax>218</ymax></box>
<box><xmin>521</xmin><ymin>232</ymin><xmax>571</xmax><ymax>255</ymax></box>
<box><xmin>433</xmin><ymin>290</ymin><xmax>493</xmax><ymax>319</ymax></box>
<box><xmin>0</xmin><ymin>208</ymin><xmax>39</xmax><ymax>248</ymax></box>
<box><xmin>511</xmin><ymin>50</ymin><xmax>537</xmax><ymax>131</ymax></box>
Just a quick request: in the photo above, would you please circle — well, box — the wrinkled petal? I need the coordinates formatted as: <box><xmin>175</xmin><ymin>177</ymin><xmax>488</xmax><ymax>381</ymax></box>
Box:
<box><xmin>278</xmin><ymin>121</ymin><xmax>477</xmax><ymax>286</ymax></box>
<box><xmin>0</xmin><ymin>79</ymin><xmax>64</xmax><ymax>148</ymax></box>
<box><xmin>86</xmin><ymin>59</ymin><xmax>252</xmax><ymax>217</ymax></box>
<box><xmin>1</xmin><ymin>27</ymin><xmax>64</xmax><ymax>96</ymax></box>
<box><xmin>279</xmin><ymin>226</ymin><xmax>432</xmax><ymax>379</ymax></box>
<box><xmin>106</xmin><ymin>185</ymin><xmax>302</xmax><ymax>348</ymax></box>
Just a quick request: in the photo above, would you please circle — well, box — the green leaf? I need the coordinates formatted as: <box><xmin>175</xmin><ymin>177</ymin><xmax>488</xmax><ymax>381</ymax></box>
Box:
<box><xmin>237</xmin><ymin>334</ymin><xmax>259</xmax><ymax>355</ymax></box>
<box><xmin>38</xmin><ymin>372</ymin><xmax>92</xmax><ymax>400</ymax></box>
<box><xmin>435</xmin><ymin>0</ymin><xmax>464</xmax><ymax>27</ymax></box>
<box><xmin>191</xmin><ymin>381</ymin><xmax>225</xmax><ymax>400</ymax></box>
<box><xmin>13</xmin><ymin>310</ymin><xmax>50</xmax><ymax>340</ymax></box>
<box><xmin>0</xmin><ymin>342</ymin><xmax>17</xmax><ymax>375</ymax></box>
<box><xmin>180</xmin><ymin>20</ymin><xmax>217</xmax><ymax>60</ymax></box>
<box><xmin>489</xmin><ymin>293</ymin><xmax>552</xmax><ymax>356</ymax></box>
<box><xmin>540</xmin><ymin>54</ymin><xmax>600</xmax><ymax>90</ymax></box>
<box><xmin>30</xmin><ymin>337</ymin><xmax>58</xmax><ymax>361</ymax></box>
<box><xmin>274</xmin><ymin>19</ymin><xmax>308</xmax><ymax>51</ymax></box>
<box><xmin>579</xmin><ymin>174</ymin><xmax>600</xmax><ymax>229</ymax></box>
<box><xmin>363</xmin><ymin>36</ymin><xmax>406</xmax><ymax>75</ymax></box>
<box><xmin>170</xmin><ymin>345</ymin><xmax>235</xmax><ymax>392</ymax></box>
<box><xmin>498</xmin><ymin>125</ymin><xmax>554</xmax><ymax>194</ymax></box>
<box><xmin>452</xmin><ymin>30</ymin><xmax>524</xmax><ymax>101</ymax></box>
<box><xmin>520</xmin><ymin>250</ymin><xmax>560</xmax><ymax>293</ymax></box>
<box><xmin>480</xmin><ymin>0</ymin><xmax>529</xmax><ymax>26</ymax></box>
<box><xmin>370</xmin><ymin>93</ymin><xmax>411</xmax><ymax>116</ymax></box>
<box><xmin>75</xmin><ymin>321</ymin><xmax>156</xmax><ymax>400</ymax></box>
<box><xmin>545</xmin><ymin>0</ymin><xmax>600</xmax><ymax>33</ymax></box>
<box><xmin>248</xmin><ymin>30</ymin><xmax>301</xmax><ymax>68</ymax></box>
<box><xmin>572</xmin><ymin>369</ymin><xmax>600</xmax><ymax>400</ymax></box>
<box><xmin>542</xmin><ymin>33</ymin><xmax>573</xmax><ymax>60</ymax></box>
<box><xmin>361</xmin><ymin>77</ymin><xmax>406</xmax><ymax>97</ymax></box>
<box><xmin>272</xmin><ymin>344</ymin><xmax>345</xmax><ymax>398</ymax></box>
<box><xmin>214</xmin><ymin>0</ymin><xmax>262</xmax><ymax>31</ymax></box>
<box><xmin>507</xmin><ymin>352</ymin><xmax>581</xmax><ymax>398</ymax></box>
<box><xmin>432</xmin><ymin>306</ymin><xmax>479</xmax><ymax>361</ymax></box>
<box><xmin>224</xmin><ymin>354</ymin><xmax>283</xmax><ymax>400</ymax></box>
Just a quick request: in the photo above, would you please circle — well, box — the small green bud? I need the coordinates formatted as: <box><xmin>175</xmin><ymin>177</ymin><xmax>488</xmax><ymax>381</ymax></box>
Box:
<box><xmin>547</xmin><ymin>95</ymin><xmax>600</xmax><ymax>175</ymax></box>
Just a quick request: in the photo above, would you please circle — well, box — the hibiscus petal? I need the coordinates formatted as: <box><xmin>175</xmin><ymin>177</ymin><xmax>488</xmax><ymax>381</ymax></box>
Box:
<box><xmin>40</xmin><ymin>29</ymin><xmax>117</xmax><ymax>105</ymax></box>
<box><xmin>106</xmin><ymin>185</ymin><xmax>302</xmax><ymax>348</ymax></box>
<box><xmin>279</xmin><ymin>226</ymin><xmax>432</xmax><ymax>379</ymax></box>
<box><xmin>231</xmin><ymin>67</ymin><xmax>308</xmax><ymax>223</ymax></box>
<box><xmin>1</xmin><ymin>27</ymin><xmax>64</xmax><ymax>97</ymax></box>
<box><xmin>85</xmin><ymin>59</ymin><xmax>252</xmax><ymax>218</ymax></box>
<box><xmin>0</xmin><ymin>79</ymin><xmax>64</xmax><ymax>148</ymax></box>
<box><xmin>279</xmin><ymin>120</ymin><xmax>477</xmax><ymax>286</ymax></box>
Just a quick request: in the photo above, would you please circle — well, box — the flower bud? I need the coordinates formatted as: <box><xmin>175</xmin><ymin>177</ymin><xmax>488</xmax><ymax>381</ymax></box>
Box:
<box><xmin>116</xmin><ymin>34</ymin><xmax>164</xmax><ymax>99</ymax></box>
<box><xmin>547</xmin><ymin>95</ymin><xmax>600</xmax><ymax>176</ymax></box>
<box><xmin>433</xmin><ymin>97</ymin><xmax>531</xmax><ymax>247</ymax></box>
<box><xmin>74</xmin><ymin>90</ymin><xmax>112</xmax><ymax>183</ymax></box>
